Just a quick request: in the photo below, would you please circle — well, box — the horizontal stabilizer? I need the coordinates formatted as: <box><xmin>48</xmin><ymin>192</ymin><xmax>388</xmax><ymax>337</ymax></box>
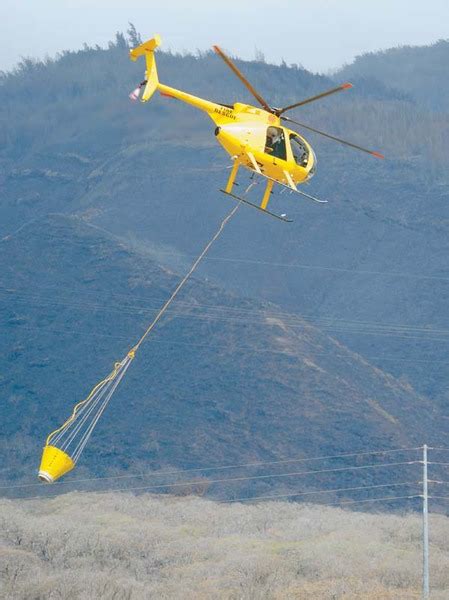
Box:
<box><xmin>129</xmin><ymin>35</ymin><xmax>162</xmax><ymax>61</ymax></box>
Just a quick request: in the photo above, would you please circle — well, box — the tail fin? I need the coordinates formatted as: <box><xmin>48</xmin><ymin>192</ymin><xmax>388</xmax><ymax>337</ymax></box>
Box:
<box><xmin>129</xmin><ymin>35</ymin><xmax>161</xmax><ymax>102</ymax></box>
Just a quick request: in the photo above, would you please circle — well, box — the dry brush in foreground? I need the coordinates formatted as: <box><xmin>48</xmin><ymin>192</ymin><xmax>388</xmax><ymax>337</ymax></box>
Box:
<box><xmin>1</xmin><ymin>492</ymin><xmax>449</xmax><ymax>599</ymax></box>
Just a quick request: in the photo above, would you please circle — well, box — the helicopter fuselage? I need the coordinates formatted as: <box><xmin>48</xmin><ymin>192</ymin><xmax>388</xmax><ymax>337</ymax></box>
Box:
<box><xmin>158</xmin><ymin>84</ymin><xmax>316</xmax><ymax>187</ymax></box>
<box><xmin>131</xmin><ymin>35</ymin><xmax>382</xmax><ymax>220</ymax></box>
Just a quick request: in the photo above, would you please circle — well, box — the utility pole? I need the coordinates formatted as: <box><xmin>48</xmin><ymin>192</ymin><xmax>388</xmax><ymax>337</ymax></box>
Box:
<box><xmin>422</xmin><ymin>444</ymin><xmax>429</xmax><ymax>600</ymax></box>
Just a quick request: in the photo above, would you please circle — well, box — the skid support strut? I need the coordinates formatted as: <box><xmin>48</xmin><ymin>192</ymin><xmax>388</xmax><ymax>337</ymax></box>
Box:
<box><xmin>260</xmin><ymin>179</ymin><xmax>274</xmax><ymax>210</ymax></box>
<box><xmin>225</xmin><ymin>160</ymin><xmax>240</xmax><ymax>193</ymax></box>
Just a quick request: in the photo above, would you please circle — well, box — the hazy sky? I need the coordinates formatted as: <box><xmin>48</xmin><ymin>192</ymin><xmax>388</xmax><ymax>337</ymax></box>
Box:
<box><xmin>1</xmin><ymin>0</ymin><xmax>448</xmax><ymax>73</ymax></box>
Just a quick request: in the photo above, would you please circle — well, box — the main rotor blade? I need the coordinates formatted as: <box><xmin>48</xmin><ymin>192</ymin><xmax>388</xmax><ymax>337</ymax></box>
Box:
<box><xmin>213</xmin><ymin>45</ymin><xmax>272</xmax><ymax>112</ymax></box>
<box><xmin>281</xmin><ymin>116</ymin><xmax>384</xmax><ymax>159</ymax></box>
<box><xmin>277</xmin><ymin>83</ymin><xmax>353</xmax><ymax>115</ymax></box>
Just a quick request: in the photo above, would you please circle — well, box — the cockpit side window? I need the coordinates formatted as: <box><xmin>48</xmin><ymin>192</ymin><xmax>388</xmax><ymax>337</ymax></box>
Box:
<box><xmin>290</xmin><ymin>134</ymin><xmax>309</xmax><ymax>167</ymax></box>
<box><xmin>265</xmin><ymin>126</ymin><xmax>287</xmax><ymax>160</ymax></box>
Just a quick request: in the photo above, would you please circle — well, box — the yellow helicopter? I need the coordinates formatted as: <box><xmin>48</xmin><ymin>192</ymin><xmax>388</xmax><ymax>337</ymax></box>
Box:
<box><xmin>130</xmin><ymin>35</ymin><xmax>383</xmax><ymax>222</ymax></box>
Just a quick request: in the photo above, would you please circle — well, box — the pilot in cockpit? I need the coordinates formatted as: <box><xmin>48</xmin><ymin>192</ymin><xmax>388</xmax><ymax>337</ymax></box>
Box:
<box><xmin>265</xmin><ymin>127</ymin><xmax>286</xmax><ymax>160</ymax></box>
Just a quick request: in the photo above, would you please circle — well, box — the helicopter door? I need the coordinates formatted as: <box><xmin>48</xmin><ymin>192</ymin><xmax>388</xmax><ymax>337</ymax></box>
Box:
<box><xmin>265</xmin><ymin>126</ymin><xmax>287</xmax><ymax>160</ymax></box>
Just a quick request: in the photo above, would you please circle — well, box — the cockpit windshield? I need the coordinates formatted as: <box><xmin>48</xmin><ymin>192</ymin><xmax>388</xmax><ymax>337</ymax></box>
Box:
<box><xmin>290</xmin><ymin>134</ymin><xmax>309</xmax><ymax>167</ymax></box>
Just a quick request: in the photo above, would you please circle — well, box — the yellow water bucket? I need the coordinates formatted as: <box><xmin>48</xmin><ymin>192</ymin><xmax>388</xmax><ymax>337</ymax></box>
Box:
<box><xmin>38</xmin><ymin>445</ymin><xmax>75</xmax><ymax>483</ymax></box>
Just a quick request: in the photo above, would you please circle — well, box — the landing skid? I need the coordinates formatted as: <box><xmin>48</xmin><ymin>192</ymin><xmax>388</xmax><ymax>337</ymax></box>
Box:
<box><xmin>220</xmin><ymin>189</ymin><xmax>293</xmax><ymax>222</ymax></box>
<box><xmin>253</xmin><ymin>172</ymin><xmax>328</xmax><ymax>204</ymax></box>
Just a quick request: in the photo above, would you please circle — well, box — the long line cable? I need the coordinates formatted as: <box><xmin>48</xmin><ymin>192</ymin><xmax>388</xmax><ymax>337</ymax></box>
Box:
<box><xmin>72</xmin><ymin>358</ymin><xmax>134</xmax><ymax>462</ymax></box>
<box><xmin>43</xmin><ymin>203</ymin><xmax>240</xmax><ymax>463</ymax></box>
<box><xmin>46</xmin><ymin>357</ymin><xmax>129</xmax><ymax>447</ymax></box>
<box><xmin>131</xmin><ymin>202</ymin><xmax>240</xmax><ymax>353</ymax></box>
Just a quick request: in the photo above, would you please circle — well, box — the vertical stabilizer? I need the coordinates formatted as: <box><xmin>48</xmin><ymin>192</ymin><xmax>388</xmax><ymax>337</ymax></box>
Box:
<box><xmin>129</xmin><ymin>35</ymin><xmax>161</xmax><ymax>102</ymax></box>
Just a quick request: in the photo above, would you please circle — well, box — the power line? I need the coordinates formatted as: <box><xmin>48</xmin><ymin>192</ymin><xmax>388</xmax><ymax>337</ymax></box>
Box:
<box><xmin>155</xmin><ymin>253</ymin><xmax>449</xmax><ymax>284</ymax></box>
<box><xmin>6</xmin><ymin>323</ymin><xmax>449</xmax><ymax>365</ymax></box>
<box><xmin>3</xmin><ymin>275</ymin><xmax>449</xmax><ymax>339</ymax></box>
<box><xmin>320</xmin><ymin>495</ymin><xmax>422</xmax><ymax>508</ymax></box>
<box><xmin>8</xmin><ymin>226</ymin><xmax>449</xmax><ymax>282</ymax></box>
<box><xmin>4</xmin><ymin>289</ymin><xmax>449</xmax><ymax>342</ymax></box>
<box><xmin>0</xmin><ymin>447</ymin><xmax>421</xmax><ymax>490</ymax></box>
<box><xmin>15</xmin><ymin>460</ymin><xmax>419</xmax><ymax>500</ymax></box>
<box><xmin>22</xmin><ymin>491</ymin><xmax>424</xmax><ymax>508</ymax></box>
<box><xmin>6</xmin><ymin>303</ymin><xmax>449</xmax><ymax>347</ymax></box>
<box><xmin>6</xmin><ymin>326</ymin><xmax>449</xmax><ymax>375</ymax></box>
<box><xmin>223</xmin><ymin>481</ymin><xmax>421</xmax><ymax>504</ymax></box>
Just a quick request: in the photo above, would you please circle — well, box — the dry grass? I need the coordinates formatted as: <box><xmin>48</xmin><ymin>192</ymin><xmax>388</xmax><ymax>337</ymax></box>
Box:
<box><xmin>1</xmin><ymin>492</ymin><xmax>448</xmax><ymax>599</ymax></box>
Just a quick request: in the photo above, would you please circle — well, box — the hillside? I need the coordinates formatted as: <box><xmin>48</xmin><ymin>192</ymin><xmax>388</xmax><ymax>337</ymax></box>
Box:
<box><xmin>1</xmin><ymin>31</ymin><xmax>448</xmax><ymax>411</ymax></box>
<box><xmin>2</xmin><ymin>31</ymin><xmax>449</xmax><ymax>495</ymax></box>
<box><xmin>336</xmin><ymin>39</ymin><xmax>449</xmax><ymax>112</ymax></box>
<box><xmin>2</xmin><ymin>214</ymin><xmax>442</xmax><ymax>495</ymax></box>
<box><xmin>2</xmin><ymin>492</ymin><xmax>449</xmax><ymax>599</ymax></box>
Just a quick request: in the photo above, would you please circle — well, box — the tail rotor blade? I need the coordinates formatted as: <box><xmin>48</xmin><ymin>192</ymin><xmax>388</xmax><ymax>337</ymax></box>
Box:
<box><xmin>281</xmin><ymin>116</ymin><xmax>384</xmax><ymax>159</ymax></box>
<box><xmin>277</xmin><ymin>83</ymin><xmax>353</xmax><ymax>115</ymax></box>
<box><xmin>213</xmin><ymin>45</ymin><xmax>272</xmax><ymax>113</ymax></box>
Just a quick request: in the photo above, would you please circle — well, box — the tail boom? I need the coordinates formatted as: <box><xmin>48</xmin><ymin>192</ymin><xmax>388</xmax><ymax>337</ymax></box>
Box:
<box><xmin>129</xmin><ymin>34</ymin><xmax>225</xmax><ymax>116</ymax></box>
